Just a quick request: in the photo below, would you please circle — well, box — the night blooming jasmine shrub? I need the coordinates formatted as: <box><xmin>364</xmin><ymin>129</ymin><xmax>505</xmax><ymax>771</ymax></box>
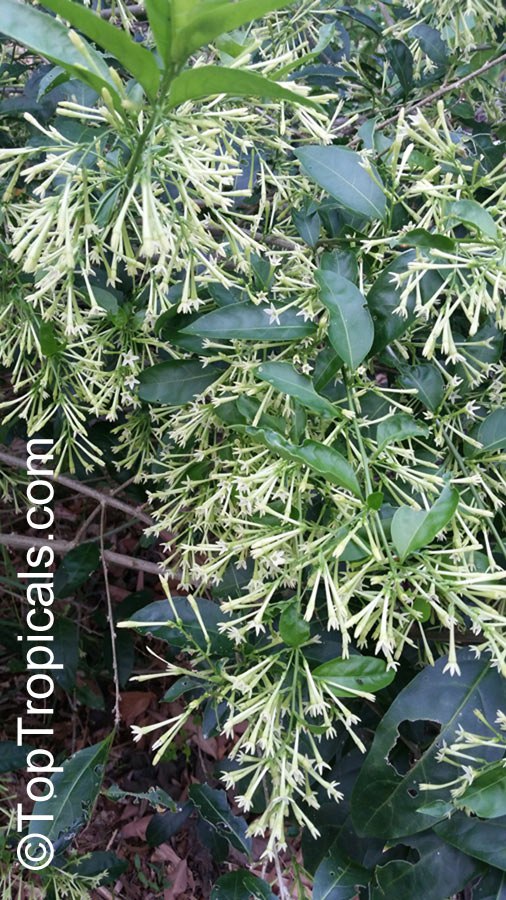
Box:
<box><xmin>0</xmin><ymin>0</ymin><xmax>505</xmax><ymax>896</ymax></box>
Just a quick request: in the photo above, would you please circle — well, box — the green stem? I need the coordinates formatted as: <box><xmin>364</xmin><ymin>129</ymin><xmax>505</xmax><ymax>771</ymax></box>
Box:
<box><xmin>125</xmin><ymin>65</ymin><xmax>177</xmax><ymax>188</ymax></box>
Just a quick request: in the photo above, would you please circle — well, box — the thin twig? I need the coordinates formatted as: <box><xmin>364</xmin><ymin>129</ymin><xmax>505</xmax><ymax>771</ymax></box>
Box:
<box><xmin>378</xmin><ymin>51</ymin><xmax>506</xmax><ymax>132</ymax></box>
<box><xmin>100</xmin><ymin>505</ymin><xmax>121</xmax><ymax>726</ymax></box>
<box><xmin>0</xmin><ymin>449</ymin><xmax>153</xmax><ymax>526</ymax></box>
<box><xmin>0</xmin><ymin>532</ymin><xmax>164</xmax><ymax>576</ymax></box>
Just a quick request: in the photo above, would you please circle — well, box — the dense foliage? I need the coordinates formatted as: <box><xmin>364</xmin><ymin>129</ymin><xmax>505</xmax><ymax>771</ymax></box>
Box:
<box><xmin>0</xmin><ymin>0</ymin><xmax>505</xmax><ymax>896</ymax></box>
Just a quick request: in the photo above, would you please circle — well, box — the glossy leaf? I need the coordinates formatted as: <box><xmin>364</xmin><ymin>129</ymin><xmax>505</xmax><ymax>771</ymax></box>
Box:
<box><xmin>211</xmin><ymin>869</ymin><xmax>276</xmax><ymax>900</ymax></box>
<box><xmin>53</xmin><ymin>542</ymin><xmax>100</xmax><ymax>598</ymax></box>
<box><xmin>435</xmin><ymin>813</ymin><xmax>506</xmax><ymax>871</ymax></box>
<box><xmin>456</xmin><ymin>762</ymin><xmax>506</xmax><ymax>818</ymax></box>
<box><xmin>351</xmin><ymin>653</ymin><xmax>503</xmax><ymax>838</ymax></box>
<box><xmin>175</xmin><ymin>0</ymin><xmax>294</xmax><ymax>63</ymax></box>
<box><xmin>313</xmin><ymin>843</ymin><xmax>369</xmax><ymax>900</ymax></box>
<box><xmin>295</xmin><ymin>146</ymin><xmax>387</xmax><ymax>220</ymax></box>
<box><xmin>0</xmin><ymin>741</ymin><xmax>35</xmax><ymax>774</ymax></box>
<box><xmin>182</xmin><ymin>301</ymin><xmax>316</xmax><ymax>341</ymax></box>
<box><xmin>242</xmin><ymin>426</ymin><xmax>362</xmax><ymax>497</ymax></box>
<box><xmin>477</xmin><ymin>409</ymin><xmax>506</xmax><ymax>453</ymax></box>
<box><xmin>446</xmin><ymin>199</ymin><xmax>498</xmax><ymax>240</ymax></box>
<box><xmin>312</xmin><ymin>656</ymin><xmax>395</xmax><ymax>698</ymax></box>
<box><xmin>29</xmin><ymin>736</ymin><xmax>112</xmax><ymax>847</ymax></box>
<box><xmin>41</xmin><ymin>0</ymin><xmax>161</xmax><ymax>99</ymax></box>
<box><xmin>313</xmin><ymin>346</ymin><xmax>342</xmax><ymax>392</ymax></box>
<box><xmin>279</xmin><ymin>601</ymin><xmax>311</xmax><ymax>647</ymax></box>
<box><xmin>386</xmin><ymin>39</ymin><xmax>413</xmax><ymax>99</ymax></box>
<box><xmin>471</xmin><ymin>867</ymin><xmax>506</xmax><ymax>899</ymax></box>
<box><xmin>399</xmin><ymin>363</ymin><xmax>445</xmax><ymax>411</ymax></box>
<box><xmin>1</xmin><ymin>0</ymin><xmax>119</xmax><ymax>104</ymax></box>
<box><xmin>368</xmin><ymin>252</ymin><xmax>442</xmax><ymax>354</ymax></box>
<box><xmin>188</xmin><ymin>784</ymin><xmax>251</xmax><ymax>855</ymax></box>
<box><xmin>137</xmin><ymin>360</ymin><xmax>225</xmax><ymax>405</ymax></box>
<box><xmin>376</xmin><ymin>414</ymin><xmax>429</xmax><ymax>450</ymax></box>
<box><xmin>317</xmin><ymin>270</ymin><xmax>374</xmax><ymax>370</ymax></box>
<box><xmin>168</xmin><ymin>66</ymin><xmax>318</xmax><ymax>109</ymax></box>
<box><xmin>255</xmin><ymin>361</ymin><xmax>337</xmax><ymax>417</ymax></box>
<box><xmin>146</xmin><ymin>803</ymin><xmax>192</xmax><ymax>847</ymax></box>
<box><xmin>121</xmin><ymin>596</ymin><xmax>233</xmax><ymax>656</ymax></box>
<box><xmin>371</xmin><ymin>839</ymin><xmax>480</xmax><ymax>900</ymax></box>
<box><xmin>391</xmin><ymin>485</ymin><xmax>459</xmax><ymax>560</ymax></box>
<box><xmin>144</xmin><ymin>0</ymin><xmax>172</xmax><ymax>64</ymax></box>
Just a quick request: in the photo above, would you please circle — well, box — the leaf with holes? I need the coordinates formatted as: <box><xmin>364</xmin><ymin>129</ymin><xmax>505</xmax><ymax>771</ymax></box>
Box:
<box><xmin>29</xmin><ymin>736</ymin><xmax>113</xmax><ymax>849</ymax></box>
<box><xmin>188</xmin><ymin>784</ymin><xmax>251</xmax><ymax>855</ymax></box>
<box><xmin>351</xmin><ymin>653</ymin><xmax>504</xmax><ymax>838</ymax></box>
<box><xmin>313</xmin><ymin>843</ymin><xmax>369</xmax><ymax>900</ymax></box>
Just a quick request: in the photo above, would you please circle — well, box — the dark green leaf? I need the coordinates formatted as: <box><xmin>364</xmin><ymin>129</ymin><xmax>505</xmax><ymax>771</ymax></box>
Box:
<box><xmin>313</xmin><ymin>346</ymin><xmax>342</xmax><ymax>392</ymax></box>
<box><xmin>477</xmin><ymin>409</ymin><xmax>506</xmax><ymax>453</ymax></box>
<box><xmin>399</xmin><ymin>363</ymin><xmax>445</xmax><ymax>411</ymax></box>
<box><xmin>279</xmin><ymin>601</ymin><xmax>311</xmax><ymax>647</ymax></box>
<box><xmin>456</xmin><ymin>762</ymin><xmax>506</xmax><ymax>818</ymax></box>
<box><xmin>399</xmin><ymin>229</ymin><xmax>456</xmax><ymax>253</ymax></box>
<box><xmin>41</xmin><ymin>0</ymin><xmax>161</xmax><ymax>99</ymax></box>
<box><xmin>256</xmin><ymin>361</ymin><xmax>337</xmax><ymax>417</ymax></box>
<box><xmin>29</xmin><ymin>736</ymin><xmax>112</xmax><ymax>846</ymax></box>
<box><xmin>52</xmin><ymin>616</ymin><xmax>79</xmax><ymax>691</ymax></box>
<box><xmin>313</xmin><ymin>846</ymin><xmax>369</xmax><ymax>900</ymax></box>
<box><xmin>39</xmin><ymin>322</ymin><xmax>65</xmax><ymax>357</ymax></box>
<box><xmin>367</xmin><ymin>252</ymin><xmax>442</xmax><ymax>354</ymax></box>
<box><xmin>174</xmin><ymin>0</ymin><xmax>294</xmax><ymax>63</ymax></box>
<box><xmin>1</xmin><ymin>0</ymin><xmax>120</xmax><ymax>105</ymax></box>
<box><xmin>188</xmin><ymin>784</ymin><xmax>251</xmax><ymax>855</ymax></box>
<box><xmin>410</xmin><ymin>24</ymin><xmax>448</xmax><ymax>66</ymax></box>
<box><xmin>376</xmin><ymin>414</ymin><xmax>429</xmax><ymax>450</ymax></box>
<box><xmin>241</xmin><ymin>426</ymin><xmax>362</xmax><ymax>497</ymax></box>
<box><xmin>316</xmin><ymin>270</ymin><xmax>374</xmax><ymax>371</ymax></box>
<box><xmin>54</xmin><ymin>542</ymin><xmax>100</xmax><ymax>598</ymax></box>
<box><xmin>320</xmin><ymin>248</ymin><xmax>358</xmax><ymax>285</ymax></box>
<box><xmin>435</xmin><ymin>813</ymin><xmax>506</xmax><ymax>871</ymax></box>
<box><xmin>144</xmin><ymin>0</ymin><xmax>172</xmax><ymax>64</ymax></box>
<box><xmin>138</xmin><ymin>360</ymin><xmax>225</xmax><ymax>405</ymax></box>
<box><xmin>211</xmin><ymin>869</ymin><xmax>276</xmax><ymax>900</ymax></box>
<box><xmin>312</xmin><ymin>656</ymin><xmax>395</xmax><ymax>698</ymax></box>
<box><xmin>391</xmin><ymin>485</ymin><xmax>459</xmax><ymax>560</ymax></box>
<box><xmin>146</xmin><ymin>803</ymin><xmax>192</xmax><ymax>846</ymax></box>
<box><xmin>182</xmin><ymin>301</ymin><xmax>316</xmax><ymax>341</ymax></box>
<box><xmin>67</xmin><ymin>851</ymin><xmax>128</xmax><ymax>884</ymax></box>
<box><xmin>386</xmin><ymin>39</ymin><xmax>413</xmax><ymax>99</ymax></box>
<box><xmin>295</xmin><ymin>146</ymin><xmax>387</xmax><ymax>220</ymax></box>
<box><xmin>371</xmin><ymin>841</ymin><xmax>480</xmax><ymax>900</ymax></box>
<box><xmin>351</xmin><ymin>653</ymin><xmax>503</xmax><ymax>838</ymax></box>
<box><xmin>0</xmin><ymin>741</ymin><xmax>35</xmax><ymax>774</ymax></box>
<box><xmin>121</xmin><ymin>596</ymin><xmax>233</xmax><ymax>656</ymax></box>
<box><xmin>472</xmin><ymin>867</ymin><xmax>506</xmax><ymax>899</ymax></box>
<box><xmin>292</xmin><ymin>202</ymin><xmax>321</xmax><ymax>246</ymax></box>
<box><xmin>168</xmin><ymin>66</ymin><xmax>318</xmax><ymax>109</ymax></box>
<box><xmin>446</xmin><ymin>199</ymin><xmax>498</xmax><ymax>240</ymax></box>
